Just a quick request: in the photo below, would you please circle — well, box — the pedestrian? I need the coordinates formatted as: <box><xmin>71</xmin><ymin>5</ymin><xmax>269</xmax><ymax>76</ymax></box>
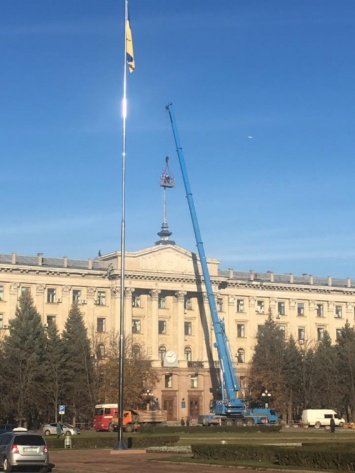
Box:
<box><xmin>330</xmin><ymin>417</ymin><xmax>335</xmax><ymax>433</ymax></box>
<box><xmin>180</xmin><ymin>417</ymin><xmax>185</xmax><ymax>426</ymax></box>
<box><xmin>56</xmin><ymin>422</ymin><xmax>62</xmax><ymax>438</ymax></box>
<box><xmin>186</xmin><ymin>417</ymin><xmax>190</xmax><ymax>426</ymax></box>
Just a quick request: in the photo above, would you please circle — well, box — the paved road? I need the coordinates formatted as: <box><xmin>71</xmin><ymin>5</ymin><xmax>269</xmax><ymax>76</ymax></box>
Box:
<box><xmin>50</xmin><ymin>449</ymin><xmax>275</xmax><ymax>473</ymax></box>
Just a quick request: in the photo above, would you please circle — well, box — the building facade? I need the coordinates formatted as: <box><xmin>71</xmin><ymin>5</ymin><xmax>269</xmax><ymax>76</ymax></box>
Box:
<box><xmin>0</xmin><ymin>244</ymin><xmax>354</xmax><ymax>422</ymax></box>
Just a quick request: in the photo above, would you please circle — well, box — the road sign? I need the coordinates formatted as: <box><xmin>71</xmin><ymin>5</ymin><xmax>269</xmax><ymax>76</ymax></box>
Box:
<box><xmin>58</xmin><ymin>405</ymin><xmax>65</xmax><ymax>415</ymax></box>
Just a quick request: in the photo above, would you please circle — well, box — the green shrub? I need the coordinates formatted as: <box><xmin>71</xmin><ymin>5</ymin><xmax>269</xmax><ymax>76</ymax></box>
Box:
<box><xmin>139</xmin><ymin>424</ymin><xmax>281</xmax><ymax>435</ymax></box>
<box><xmin>192</xmin><ymin>444</ymin><xmax>355</xmax><ymax>470</ymax></box>
<box><xmin>276</xmin><ymin>448</ymin><xmax>355</xmax><ymax>470</ymax></box>
<box><xmin>191</xmin><ymin>444</ymin><xmax>278</xmax><ymax>462</ymax></box>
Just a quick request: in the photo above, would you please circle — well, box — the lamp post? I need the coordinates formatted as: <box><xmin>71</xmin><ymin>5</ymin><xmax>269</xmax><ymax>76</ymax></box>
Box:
<box><xmin>262</xmin><ymin>389</ymin><xmax>271</xmax><ymax>408</ymax></box>
<box><xmin>142</xmin><ymin>389</ymin><xmax>154</xmax><ymax>410</ymax></box>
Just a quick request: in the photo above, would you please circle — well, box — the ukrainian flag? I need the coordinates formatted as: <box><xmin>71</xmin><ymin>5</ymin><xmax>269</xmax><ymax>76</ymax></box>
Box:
<box><xmin>126</xmin><ymin>15</ymin><xmax>135</xmax><ymax>73</ymax></box>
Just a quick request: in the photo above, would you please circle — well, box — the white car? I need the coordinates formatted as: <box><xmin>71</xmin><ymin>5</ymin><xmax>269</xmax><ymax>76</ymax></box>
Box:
<box><xmin>42</xmin><ymin>423</ymin><xmax>80</xmax><ymax>436</ymax></box>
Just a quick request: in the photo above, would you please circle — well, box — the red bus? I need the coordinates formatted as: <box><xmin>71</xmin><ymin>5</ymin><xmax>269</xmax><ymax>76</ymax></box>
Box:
<box><xmin>93</xmin><ymin>403</ymin><xmax>118</xmax><ymax>431</ymax></box>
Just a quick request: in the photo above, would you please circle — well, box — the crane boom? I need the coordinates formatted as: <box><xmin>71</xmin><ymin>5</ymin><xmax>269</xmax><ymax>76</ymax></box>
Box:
<box><xmin>166</xmin><ymin>103</ymin><xmax>278</xmax><ymax>425</ymax></box>
<box><xmin>166</xmin><ymin>103</ymin><xmax>243</xmax><ymax>409</ymax></box>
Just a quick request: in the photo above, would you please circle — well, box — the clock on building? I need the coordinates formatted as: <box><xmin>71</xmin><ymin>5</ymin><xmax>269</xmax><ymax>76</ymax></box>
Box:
<box><xmin>163</xmin><ymin>350</ymin><xmax>178</xmax><ymax>367</ymax></box>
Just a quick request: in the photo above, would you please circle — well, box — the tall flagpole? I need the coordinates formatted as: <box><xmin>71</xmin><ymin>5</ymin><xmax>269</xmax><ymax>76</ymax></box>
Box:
<box><xmin>114</xmin><ymin>0</ymin><xmax>128</xmax><ymax>450</ymax></box>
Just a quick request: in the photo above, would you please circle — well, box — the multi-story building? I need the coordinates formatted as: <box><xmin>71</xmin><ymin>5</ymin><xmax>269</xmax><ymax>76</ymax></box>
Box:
<box><xmin>0</xmin><ymin>236</ymin><xmax>354</xmax><ymax>422</ymax></box>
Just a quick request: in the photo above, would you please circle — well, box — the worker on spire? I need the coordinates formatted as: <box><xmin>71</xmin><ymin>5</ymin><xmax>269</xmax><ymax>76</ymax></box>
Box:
<box><xmin>160</xmin><ymin>156</ymin><xmax>175</xmax><ymax>188</ymax></box>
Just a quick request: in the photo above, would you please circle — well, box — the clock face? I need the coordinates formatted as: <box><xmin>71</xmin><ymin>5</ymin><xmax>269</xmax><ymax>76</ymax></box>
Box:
<box><xmin>165</xmin><ymin>350</ymin><xmax>177</xmax><ymax>363</ymax></box>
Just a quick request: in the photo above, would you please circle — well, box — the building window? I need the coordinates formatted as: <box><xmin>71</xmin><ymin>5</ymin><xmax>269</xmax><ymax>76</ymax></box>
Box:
<box><xmin>184</xmin><ymin>297</ymin><xmax>192</xmax><ymax>311</ymax></box>
<box><xmin>277</xmin><ymin>302</ymin><xmax>285</xmax><ymax>316</ymax></box>
<box><xmin>237</xmin><ymin>323</ymin><xmax>245</xmax><ymax>338</ymax></box>
<box><xmin>236</xmin><ymin>299</ymin><xmax>244</xmax><ymax>313</ymax></box>
<box><xmin>132</xmin><ymin>319</ymin><xmax>141</xmax><ymax>334</ymax></box>
<box><xmin>237</xmin><ymin>348</ymin><xmax>245</xmax><ymax>363</ymax></box>
<box><xmin>184</xmin><ymin>346</ymin><xmax>192</xmax><ymax>361</ymax></box>
<box><xmin>184</xmin><ymin>321</ymin><xmax>192</xmax><ymax>336</ymax></box>
<box><xmin>317</xmin><ymin>327</ymin><xmax>325</xmax><ymax>341</ymax></box>
<box><xmin>190</xmin><ymin>374</ymin><xmax>198</xmax><ymax>388</ymax></box>
<box><xmin>0</xmin><ymin>286</ymin><xmax>4</xmax><ymax>301</ymax></box>
<box><xmin>158</xmin><ymin>320</ymin><xmax>166</xmax><ymax>335</ymax></box>
<box><xmin>335</xmin><ymin>305</ymin><xmax>343</xmax><ymax>318</ymax></box>
<box><xmin>73</xmin><ymin>289</ymin><xmax>81</xmax><ymax>304</ymax></box>
<box><xmin>336</xmin><ymin>328</ymin><xmax>342</xmax><ymax>341</ymax></box>
<box><xmin>316</xmin><ymin>304</ymin><xmax>324</xmax><ymax>317</ymax></box>
<box><xmin>47</xmin><ymin>288</ymin><xmax>56</xmax><ymax>304</ymax></box>
<box><xmin>0</xmin><ymin>313</ymin><xmax>3</xmax><ymax>329</ymax></box>
<box><xmin>158</xmin><ymin>295</ymin><xmax>166</xmax><ymax>309</ymax></box>
<box><xmin>256</xmin><ymin>300</ymin><xmax>264</xmax><ymax>314</ymax></box>
<box><xmin>159</xmin><ymin>345</ymin><xmax>166</xmax><ymax>361</ymax></box>
<box><xmin>279</xmin><ymin>325</ymin><xmax>286</xmax><ymax>338</ymax></box>
<box><xmin>96</xmin><ymin>291</ymin><xmax>106</xmax><ymax>306</ymax></box>
<box><xmin>217</xmin><ymin>298</ymin><xmax>223</xmax><ymax>312</ymax></box>
<box><xmin>47</xmin><ymin>315</ymin><xmax>56</xmax><ymax>326</ymax></box>
<box><xmin>21</xmin><ymin>287</ymin><xmax>30</xmax><ymax>296</ymax></box>
<box><xmin>165</xmin><ymin>374</ymin><xmax>172</xmax><ymax>388</ymax></box>
<box><xmin>132</xmin><ymin>294</ymin><xmax>141</xmax><ymax>308</ymax></box>
<box><xmin>257</xmin><ymin>324</ymin><xmax>264</xmax><ymax>335</ymax></box>
<box><xmin>132</xmin><ymin>344</ymin><xmax>141</xmax><ymax>359</ymax></box>
<box><xmin>298</xmin><ymin>327</ymin><xmax>305</xmax><ymax>341</ymax></box>
<box><xmin>297</xmin><ymin>303</ymin><xmax>305</xmax><ymax>316</ymax></box>
<box><xmin>97</xmin><ymin>343</ymin><xmax>105</xmax><ymax>359</ymax></box>
<box><xmin>97</xmin><ymin>317</ymin><xmax>106</xmax><ymax>333</ymax></box>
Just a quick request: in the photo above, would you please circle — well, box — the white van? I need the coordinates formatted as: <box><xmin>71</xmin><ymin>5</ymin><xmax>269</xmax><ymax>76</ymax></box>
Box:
<box><xmin>301</xmin><ymin>409</ymin><xmax>345</xmax><ymax>428</ymax></box>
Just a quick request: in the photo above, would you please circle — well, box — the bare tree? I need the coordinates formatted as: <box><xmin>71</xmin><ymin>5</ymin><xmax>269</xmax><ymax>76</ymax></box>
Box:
<box><xmin>92</xmin><ymin>330</ymin><xmax>159</xmax><ymax>409</ymax></box>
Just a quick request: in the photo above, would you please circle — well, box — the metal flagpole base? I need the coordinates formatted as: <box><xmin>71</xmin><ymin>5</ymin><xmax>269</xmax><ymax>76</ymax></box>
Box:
<box><xmin>113</xmin><ymin>441</ymin><xmax>127</xmax><ymax>450</ymax></box>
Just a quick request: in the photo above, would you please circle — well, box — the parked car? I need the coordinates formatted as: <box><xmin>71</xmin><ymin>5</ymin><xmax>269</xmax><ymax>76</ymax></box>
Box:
<box><xmin>42</xmin><ymin>422</ymin><xmax>80</xmax><ymax>436</ymax></box>
<box><xmin>0</xmin><ymin>431</ymin><xmax>51</xmax><ymax>472</ymax></box>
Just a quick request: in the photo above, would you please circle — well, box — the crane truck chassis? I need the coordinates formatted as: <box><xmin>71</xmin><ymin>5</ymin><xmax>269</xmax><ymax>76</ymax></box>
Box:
<box><xmin>166</xmin><ymin>103</ymin><xmax>278</xmax><ymax>427</ymax></box>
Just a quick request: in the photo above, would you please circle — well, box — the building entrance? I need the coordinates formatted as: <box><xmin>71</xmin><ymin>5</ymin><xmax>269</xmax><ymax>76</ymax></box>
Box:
<box><xmin>162</xmin><ymin>397</ymin><xmax>175</xmax><ymax>421</ymax></box>
<box><xmin>188</xmin><ymin>397</ymin><xmax>200</xmax><ymax>420</ymax></box>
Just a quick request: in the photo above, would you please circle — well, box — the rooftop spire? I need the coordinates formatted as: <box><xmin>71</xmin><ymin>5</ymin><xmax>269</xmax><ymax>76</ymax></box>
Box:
<box><xmin>156</xmin><ymin>156</ymin><xmax>176</xmax><ymax>245</ymax></box>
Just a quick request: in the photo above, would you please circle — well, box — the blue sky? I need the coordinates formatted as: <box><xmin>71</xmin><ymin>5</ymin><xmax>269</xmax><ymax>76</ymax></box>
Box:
<box><xmin>1</xmin><ymin>0</ymin><xmax>355</xmax><ymax>278</ymax></box>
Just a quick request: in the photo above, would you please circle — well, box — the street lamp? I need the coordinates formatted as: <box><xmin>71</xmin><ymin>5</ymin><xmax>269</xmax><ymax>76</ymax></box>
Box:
<box><xmin>262</xmin><ymin>389</ymin><xmax>271</xmax><ymax>408</ymax></box>
<box><xmin>142</xmin><ymin>389</ymin><xmax>154</xmax><ymax>409</ymax></box>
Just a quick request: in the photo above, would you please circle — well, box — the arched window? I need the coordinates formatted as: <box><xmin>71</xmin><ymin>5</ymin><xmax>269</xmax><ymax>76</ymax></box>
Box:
<box><xmin>132</xmin><ymin>344</ymin><xmax>141</xmax><ymax>359</ymax></box>
<box><xmin>97</xmin><ymin>343</ymin><xmax>105</xmax><ymax>359</ymax></box>
<box><xmin>184</xmin><ymin>346</ymin><xmax>192</xmax><ymax>361</ymax></box>
<box><xmin>237</xmin><ymin>348</ymin><xmax>245</xmax><ymax>364</ymax></box>
<box><xmin>159</xmin><ymin>345</ymin><xmax>166</xmax><ymax>361</ymax></box>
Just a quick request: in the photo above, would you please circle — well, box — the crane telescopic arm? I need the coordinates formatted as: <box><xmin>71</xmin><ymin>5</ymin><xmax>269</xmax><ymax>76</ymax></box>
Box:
<box><xmin>166</xmin><ymin>103</ymin><xmax>243</xmax><ymax>408</ymax></box>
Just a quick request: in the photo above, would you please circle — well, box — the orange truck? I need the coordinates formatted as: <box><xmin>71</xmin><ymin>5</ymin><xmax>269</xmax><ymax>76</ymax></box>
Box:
<box><xmin>108</xmin><ymin>409</ymin><xmax>167</xmax><ymax>433</ymax></box>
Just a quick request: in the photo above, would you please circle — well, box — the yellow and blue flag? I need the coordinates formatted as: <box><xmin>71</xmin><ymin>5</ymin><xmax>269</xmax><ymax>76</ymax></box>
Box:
<box><xmin>126</xmin><ymin>15</ymin><xmax>135</xmax><ymax>73</ymax></box>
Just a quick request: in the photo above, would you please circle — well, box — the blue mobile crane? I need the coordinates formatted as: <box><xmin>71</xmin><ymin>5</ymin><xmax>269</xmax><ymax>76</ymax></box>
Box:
<box><xmin>166</xmin><ymin>103</ymin><xmax>278</xmax><ymax>426</ymax></box>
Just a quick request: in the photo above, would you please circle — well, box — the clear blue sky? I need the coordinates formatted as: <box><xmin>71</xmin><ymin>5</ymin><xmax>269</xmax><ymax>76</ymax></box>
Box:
<box><xmin>1</xmin><ymin>0</ymin><xmax>355</xmax><ymax>278</ymax></box>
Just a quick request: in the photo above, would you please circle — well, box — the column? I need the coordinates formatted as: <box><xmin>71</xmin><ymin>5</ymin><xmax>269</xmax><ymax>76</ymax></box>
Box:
<box><xmin>125</xmin><ymin>288</ymin><xmax>134</xmax><ymax>338</ymax></box>
<box><xmin>9</xmin><ymin>283</ymin><xmax>20</xmax><ymax>326</ymax></box>
<box><xmin>150</xmin><ymin>289</ymin><xmax>160</xmax><ymax>365</ymax></box>
<box><xmin>35</xmin><ymin>284</ymin><xmax>46</xmax><ymax>323</ymax></box>
<box><xmin>86</xmin><ymin>286</ymin><xmax>96</xmax><ymax>329</ymax></box>
<box><xmin>60</xmin><ymin>286</ymin><xmax>71</xmax><ymax>331</ymax></box>
<box><xmin>201</xmin><ymin>292</ymin><xmax>212</xmax><ymax>363</ymax></box>
<box><xmin>110</xmin><ymin>285</ymin><xmax>120</xmax><ymax>332</ymax></box>
<box><xmin>175</xmin><ymin>291</ymin><xmax>186</xmax><ymax>363</ymax></box>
